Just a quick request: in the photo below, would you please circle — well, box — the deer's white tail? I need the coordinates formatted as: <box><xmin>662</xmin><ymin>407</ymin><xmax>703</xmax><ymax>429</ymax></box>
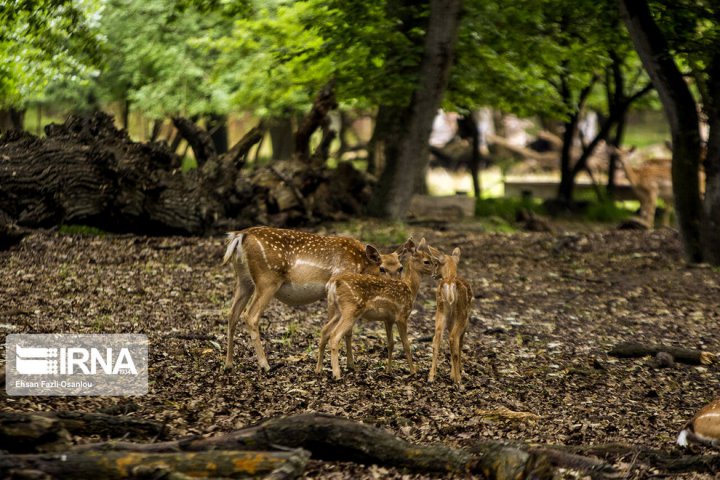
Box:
<box><xmin>677</xmin><ymin>428</ymin><xmax>690</xmax><ymax>447</ymax></box>
<box><xmin>442</xmin><ymin>283</ymin><xmax>457</xmax><ymax>305</ymax></box>
<box><xmin>222</xmin><ymin>233</ymin><xmax>244</xmax><ymax>265</ymax></box>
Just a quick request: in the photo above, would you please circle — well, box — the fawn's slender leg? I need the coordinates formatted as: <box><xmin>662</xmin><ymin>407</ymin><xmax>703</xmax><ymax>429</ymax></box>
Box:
<box><xmin>316</xmin><ymin>299</ymin><xmax>341</xmax><ymax>373</ymax></box>
<box><xmin>225</xmin><ymin>270</ymin><xmax>253</xmax><ymax>370</ymax></box>
<box><xmin>243</xmin><ymin>276</ymin><xmax>282</xmax><ymax>371</ymax></box>
<box><xmin>396</xmin><ymin>318</ymin><xmax>416</xmax><ymax>374</ymax></box>
<box><xmin>345</xmin><ymin>330</ymin><xmax>355</xmax><ymax>370</ymax></box>
<box><xmin>329</xmin><ymin>308</ymin><xmax>358</xmax><ymax>380</ymax></box>
<box><xmin>384</xmin><ymin>320</ymin><xmax>394</xmax><ymax>371</ymax></box>
<box><xmin>428</xmin><ymin>309</ymin><xmax>446</xmax><ymax>382</ymax></box>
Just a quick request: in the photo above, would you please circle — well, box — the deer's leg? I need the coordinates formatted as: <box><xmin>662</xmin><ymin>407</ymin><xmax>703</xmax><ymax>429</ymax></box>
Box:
<box><xmin>345</xmin><ymin>330</ymin><xmax>355</xmax><ymax>370</ymax></box>
<box><xmin>243</xmin><ymin>276</ymin><xmax>282</xmax><ymax>371</ymax></box>
<box><xmin>225</xmin><ymin>270</ymin><xmax>253</xmax><ymax>370</ymax></box>
<box><xmin>449</xmin><ymin>319</ymin><xmax>464</xmax><ymax>385</ymax></box>
<box><xmin>384</xmin><ymin>319</ymin><xmax>394</xmax><ymax>371</ymax></box>
<box><xmin>329</xmin><ymin>308</ymin><xmax>358</xmax><ymax>380</ymax></box>
<box><xmin>428</xmin><ymin>308</ymin><xmax>446</xmax><ymax>383</ymax></box>
<box><xmin>397</xmin><ymin>317</ymin><xmax>416</xmax><ymax>375</ymax></box>
<box><xmin>316</xmin><ymin>301</ymin><xmax>340</xmax><ymax>374</ymax></box>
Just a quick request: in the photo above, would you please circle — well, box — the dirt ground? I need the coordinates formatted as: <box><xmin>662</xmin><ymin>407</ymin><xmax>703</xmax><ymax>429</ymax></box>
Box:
<box><xmin>2</xmin><ymin>224</ymin><xmax>719</xmax><ymax>478</ymax></box>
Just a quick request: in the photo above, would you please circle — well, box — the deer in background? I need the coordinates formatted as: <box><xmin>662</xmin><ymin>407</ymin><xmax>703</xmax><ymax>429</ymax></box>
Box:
<box><xmin>316</xmin><ymin>238</ymin><xmax>436</xmax><ymax>380</ymax></box>
<box><xmin>222</xmin><ymin>227</ymin><xmax>404</xmax><ymax>371</ymax></box>
<box><xmin>614</xmin><ymin>145</ymin><xmax>706</xmax><ymax>228</ymax></box>
<box><xmin>428</xmin><ymin>247</ymin><xmax>473</xmax><ymax>386</ymax></box>
<box><xmin>677</xmin><ymin>397</ymin><xmax>720</xmax><ymax>448</ymax></box>
<box><xmin>615</xmin><ymin>146</ymin><xmax>673</xmax><ymax>228</ymax></box>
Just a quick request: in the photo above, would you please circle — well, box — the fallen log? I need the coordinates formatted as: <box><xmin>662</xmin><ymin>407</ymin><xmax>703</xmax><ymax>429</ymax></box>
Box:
<box><xmin>0</xmin><ymin>449</ymin><xmax>309</xmax><ymax>479</ymax></box>
<box><xmin>0</xmin><ymin>113</ymin><xmax>373</xmax><ymax>240</ymax></box>
<box><xmin>608</xmin><ymin>342</ymin><xmax>715</xmax><ymax>365</ymax></box>
<box><xmin>0</xmin><ymin>412</ymin><xmax>165</xmax><ymax>453</ymax></box>
<box><xmin>557</xmin><ymin>443</ymin><xmax>720</xmax><ymax>474</ymax></box>
<box><xmin>70</xmin><ymin>413</ymin><xmax>553</xmax><ymax>478</ymax></box>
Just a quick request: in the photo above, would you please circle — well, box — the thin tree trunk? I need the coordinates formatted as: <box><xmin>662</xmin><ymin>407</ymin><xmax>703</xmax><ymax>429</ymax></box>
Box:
<box><xmin>368</xmin><ymin>0</ymin><xmax>463</xmax><ymax>218</ymax></box>
<box><xmin>0</xmin><ymin>108</ymin><xmax>25</xmax><ymax>132</ymax></box>
<box><xmin>122</xmin><ymin>98</ymin><xmax>130</xmax><ymax>132</ymax></box>
<box><xmin>458</xmin><ymin>113</ymin><xmax>481</xmax><ymax>198</ymax></box>
<box><xmin>270</xmin><ymin>116</ymin><xmax>294</xmax><ymax>161</ymax></box>
<box><xmin>701</xmin><ymin>52</ymin><xmax>720</xmax><ymax>265</ymax></box>
<box><xmin>619</xmin><ymin>0</ymin><xmax>703</xmax><ymax>262</ymax></box>
<box><xmin>207</xmin><ymin>113</ymin><xmax>229</xmax><ymax>154</ymax></box>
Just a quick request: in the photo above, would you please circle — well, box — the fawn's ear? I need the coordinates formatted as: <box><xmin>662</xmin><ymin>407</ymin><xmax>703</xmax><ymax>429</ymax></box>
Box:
<box><xmin>451</xmin><ymin>247</ymin><xmax>461</xmax><ymax>263</ymax></box>
<box><xmin>365</xmin><ymin>245</ymin><xmax>382</xmax><ymax>265</ymax></box>
<box><xmin>397</xmin><ymin>237</ymin><xmax>416</xmax><ymax>256</ymax></box>
<box><xmin>417</xmin><ymin>238</ymin><xmax>429</xmax><ymax>252</ymax></box>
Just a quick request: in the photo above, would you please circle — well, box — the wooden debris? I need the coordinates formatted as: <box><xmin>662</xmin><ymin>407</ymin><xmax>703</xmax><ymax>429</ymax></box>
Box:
<box><xmin>608</xmin><ymin>342</ymin><xmax>715</xmax><ymax>365</ymax></box>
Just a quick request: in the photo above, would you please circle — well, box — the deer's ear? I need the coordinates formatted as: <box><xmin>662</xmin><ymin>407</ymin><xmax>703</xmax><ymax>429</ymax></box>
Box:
<box><xmin>417</xmin><ymin>238</ymin><xmax>429</xmax><ymax>252</ymax></box>
<box><xmin>452</xmin><ymin>247</ymin><xmax>461</xmax><ymax>263</ymax></box>
<box><xmin>396</xmin><ymin>237</ymin><xmax>416</xmax><ymax>256</ymax></box>
<box><xmin>365</xmin><ymin>245</ymin><xmax>382</xmax><ymax>265</ymax></box>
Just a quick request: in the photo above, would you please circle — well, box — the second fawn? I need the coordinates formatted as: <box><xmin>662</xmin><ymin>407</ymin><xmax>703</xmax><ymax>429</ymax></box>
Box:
<box><xmin>316</xmin><ymin>238</ymin><xmax>436</xmax><ymax>380</ymax></box>
<box><xmin>428</xmin><ymin>247</ymin><xmax>473</xmax><ymax>385</ymax></box>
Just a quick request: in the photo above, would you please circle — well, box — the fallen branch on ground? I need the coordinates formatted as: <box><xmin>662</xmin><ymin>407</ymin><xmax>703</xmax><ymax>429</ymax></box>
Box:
<box><xmin>608</xmin><ymin>342</ymin><xmax>715</xmax><ymax>365</ymax></box>
<box><xmin>0</xmin><ymin>449</ymin><xmax>309</xmax><ymax>479</ymax></box>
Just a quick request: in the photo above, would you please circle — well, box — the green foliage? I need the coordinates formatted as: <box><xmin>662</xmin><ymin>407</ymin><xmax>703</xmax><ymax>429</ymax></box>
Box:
<box><xmin>585</xmin><ymin>199</ymin><xmax>634</xmax><ymax>223</ymax></box>
<box><xmin>0</xmin><ymin>0</ymin><xmax>100</xmax><ymax>108</ymax></box>
<box><xmin>59</xmin><ymin>224</ymin><xmax>107</xmax><ymax>236</ymax></box>
<box><xmin>334</xmin><ymin>220</ymin><xmax>409</xmax><ymax>247</ymax></box>
<box><xmin>210</xmin><ymin>0</ymin><xmax>426</xmax><ymax>118</ymax></box>
<box><xmin>475</xmin><ymin>197</ymin><xmax>544</xmax><ymax>223</ymax></box>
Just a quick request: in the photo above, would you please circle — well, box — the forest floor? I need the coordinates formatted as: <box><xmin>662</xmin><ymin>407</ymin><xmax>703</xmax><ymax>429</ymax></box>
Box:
<box><xmin>2</xmin><ymin>222</ymin><xmax>720</xmax><ymax>479</ymax></box>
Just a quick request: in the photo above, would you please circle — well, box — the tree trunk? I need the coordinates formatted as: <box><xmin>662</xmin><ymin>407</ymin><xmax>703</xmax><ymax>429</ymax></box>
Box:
<box><xmin>368</xmin><ymin>105</ymin><xmax>405</xmax><ymax>175</ymax></box>
<box><xmin>0</xmin><ymin>107</ymin><xmax>25</xmax><ymax>132</ymax></box>
<box><xmin>206</xmin><ymin>113</ymin><xmax>229</xmax><ymax>154</ymax></box>
<box><xmin>701</xmin><ymin>52</ymin><xmax>720</xmax><ymax>265</ymax></box>
<box><xmin>607</xmin><ymin>119</ymin><xmax>626</xmax><ymax>196</ymax></box>
<box><xmin>368</xmin><ymin>0</ymin><xmax>463</xmax><ymax>218</ymax></box>
<box><xmin>557</xmin><ymin>115</ymin><xmax>579</xmax><ymax>203</ymax></box>
<box><xmin>121</xmin><ymin>98</ymin><xmax>130</xmax><ymax>132</ymax></box>
<box><xmin>458</xmin><ymin>113</ymin><xmax>482</xmax><ymax>198</ymax></box>
<box><xmin>619</xmin><ymin>0</ymin><xmax>703</xmax><ymax>263</ymax></box>
<box><xmin>270</xmin><ymin>116</ymin><xmax>294</xmax><ymax>161</ymax></box>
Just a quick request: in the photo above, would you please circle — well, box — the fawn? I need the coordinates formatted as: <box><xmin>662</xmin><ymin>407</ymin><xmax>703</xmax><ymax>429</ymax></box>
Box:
<box><xmin>315</xmin><ymin>238</ymin><xmax>435</xmax><ymax>380</ymax></box>
<box><xmin>677</xmin><ymin>397</ymin><xmax>720</xmax><ymax>448</ymax></box>
<box><xmin>428</xmin><ymin>247</ymin><xmax>473</xmax><ymax>385</ymax></box>
<box><xmin>222</xmin><ymin>226</ymin><xmax>403</xmax><ymax>371</ymax></box>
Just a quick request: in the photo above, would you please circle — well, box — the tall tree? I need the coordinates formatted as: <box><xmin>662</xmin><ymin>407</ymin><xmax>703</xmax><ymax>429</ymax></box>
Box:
<box><xmin>619</xmin><ymin>0</ymin><xmax>705</xmax><ymax>263</ymax></box>
<box><xmin>367</xmin><ymin>0</ymin><xmax>463</xmax><ymax>218</ymax></box>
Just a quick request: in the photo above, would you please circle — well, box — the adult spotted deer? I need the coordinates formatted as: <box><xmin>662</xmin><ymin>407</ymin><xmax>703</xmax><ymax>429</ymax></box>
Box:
<box><xmin>222</xmin><ymin>227</ymin><xmax>403</xmax><ymax>371</ymax></box>
<box><xmin>428</xmin><ymin>247</ymin><xmax>473</xmax><ymax>386</ymax></box>
<box><xmin>316</xmin><ymin>238</ymin><xmax>435</xmax><ymax>380</ymax></box>
<box><xmin>677</xmin><ymin>397</ymin><xmax>720</xmax><ymax>448</ymax></box>
<box><xmin>614</xmin><ymin>146</ymin><xmax>707</xmax><ymax>228</ymax></box>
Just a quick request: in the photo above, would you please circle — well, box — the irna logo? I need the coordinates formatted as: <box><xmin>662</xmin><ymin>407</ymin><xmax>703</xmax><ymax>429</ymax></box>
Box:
<box><xmin>15</xmin><ymin>345</ymin><xmax>138</xmax><ymax>375</ymax></box>
<box><xmin>6</xmin><ymin>334</ymin><xmax>148</xmax><ymax>396</ymax></box>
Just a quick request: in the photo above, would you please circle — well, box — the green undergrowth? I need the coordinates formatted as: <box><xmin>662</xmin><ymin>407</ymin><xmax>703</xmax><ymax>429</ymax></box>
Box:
<box><xmin>59</xmin><ymin>224</ymin><xmax>107</xmax><ymax>236</ymax></box>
